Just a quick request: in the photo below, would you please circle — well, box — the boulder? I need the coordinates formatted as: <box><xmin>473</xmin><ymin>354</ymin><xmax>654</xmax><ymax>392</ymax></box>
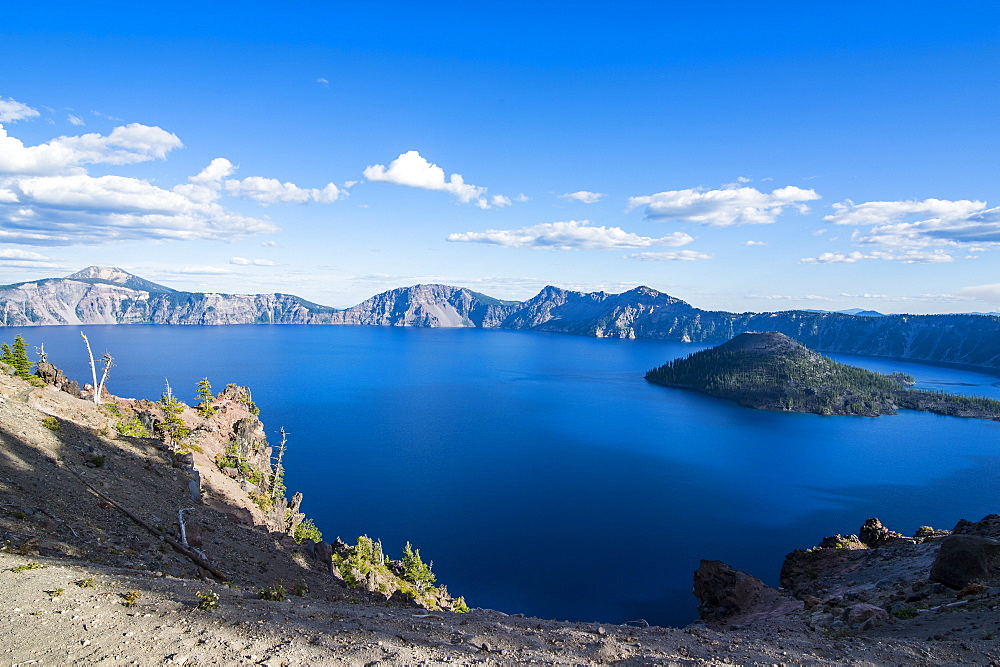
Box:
<box><xmin>61</xmin><ymin>379</ymin><xmax>82</xmax><ymax>399</ymax></box>
<box><xmin>953</xmin><ymin>514</ymin><xmax>1000</xmax><ymax>539</ymax></box>
<box><xmin>929</xmin><ymin>534</ymin><xmax>1000</xmax><ymax>589</ymax></box>
<box><xmin>313</xmin><ymin>541</ymin><xmax>334</xmax><ymax>573</ymax></box>
<box><xmin>859</xmin><ymin>518</ymin><xmax>903</xmax><ymax>548</ymax></box>
<box><xmin>34</xmin><ymin>361</ymin><xmax>68</xmax><ymax>388</ymax></box>
<box><xmin>843</xmin><ymin>603</ymin><xmax>892</xmax><ymax>630</ymax></box>
<box><xmin>693</xmin><ymin>559</ymin><xmax>802</xmax><ymax>625</ymax></box>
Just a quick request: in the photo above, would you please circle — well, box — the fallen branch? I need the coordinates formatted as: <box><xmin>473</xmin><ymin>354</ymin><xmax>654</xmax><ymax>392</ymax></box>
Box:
<box><xmin>63</xmin><ymin>464</ymin><xmax>226</xmax><ymax>581</ymax></box>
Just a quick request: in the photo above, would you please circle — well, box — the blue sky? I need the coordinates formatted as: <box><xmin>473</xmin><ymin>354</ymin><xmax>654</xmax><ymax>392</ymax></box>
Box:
<box><xmin>0</xmin><ymin>1</ymin><xmax>997</xmax><ymax>312</ymax></box>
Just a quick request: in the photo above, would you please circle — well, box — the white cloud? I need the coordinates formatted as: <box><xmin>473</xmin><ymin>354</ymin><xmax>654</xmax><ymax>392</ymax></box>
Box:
<box><xmin>67</xmin><ymin>114</ymin><xmax>85</xmax><ymax>126</ymax></box>
<box><xmin>364</xmin><ymin>150</ymin><xmax>509</xmax><ymax>208</ymax></box>
<box><xmin>514</xmin><ymin>194</ymin><xmax>530</xmax><ymax>203</ymax></box>
<box><xmin>0</xmin><ymin>97</ymin><xmax>40</xmax><ymax>123</ymax></box>
<box><xmin>261</xmin><ymin>241</ymin><xmax>278</xmax><ymax>247</ymax></box>
<box><xmin>824</xmin><ymin>198</ymin><xmax>985</xmax><ymax>226</ymax></box>
<box><xmin>230</xmin><ymin>257</ymin><xmax>277</xmax><ymax>266</ymax></box>
<box><xmin>799</xmin><ymin>249</ymin><xmax>954</xmax><ymax>264</ymax></box>
<box><xmin>0</xmin><ymin>248</ymin><xmax>50</xmax><ymax>261</ymax></box>
<box><xmin>822</xmin><ymin>198</ymin><xmax>1000</xmax><ymax>257</ymax></box>
<box><xmin>317</xmin><ymin>77</ymin><xmax>329</xmax><ymax>85</ymax></box>
<box><xmin>0</xmin><ymin>109</ymin><xmax>356</xmax><ymax>246</ymax></box>
<box><xmin>176</xmin><ymin>265</ymin><xmax>234</xmax><ymax>275</ymax></box>
<box><xmin>0</xmin><ymin>123</ymin><xmax>182</xmax><ymax>175</ymax></box>
<box><xmin>225</xmin><ymin>176</ymin><xmax>342</xmax><ymax>204</ymax></box>
<box><xmin>627</xmin><ymin>184</ymin><xmax>820</xmax><ymax>226</ymax></box>
<box><xmin>448</xmin><ymin>220</ymin><xmax>695</xmax><ymax>251</ymax></box>
<box><xmin>559</xmin><ymin>190</ymin><xmax>605</xmax><ymax>204</ymax></box>
<box><xmin>0</xmin><ymin>153</ymin><xmax>277</xmax><ymax>245</ymax></box>
<box><xmin>743</xmin><ymin>240</ymin><xmax>767</xmax><ymax>246</ymax></box>
<box><xmin>626</xmin><ymin>250</ymin><xmax>713</xmax><ymax>261</ymax></box>
<box><xmin>758</xmin><ymin>294</ymin><xmax>832</xmax><ymax>301</ymax></box>
<box><xmin>189</xmin><ymin>157</ymin><xmax>235</xmax><ymax>185</ymax></box>
<box><xmin>958</xmin><ymin>284</ymin><xmax>1000</xmax><ymax>306</ymax></box>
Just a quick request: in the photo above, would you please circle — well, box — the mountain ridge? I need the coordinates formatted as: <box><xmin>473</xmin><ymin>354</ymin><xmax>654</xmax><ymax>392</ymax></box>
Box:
<box><xmin>2</xmin><ymin>267</ymin><xmax>999</xmax><ymax>370</ymax></box>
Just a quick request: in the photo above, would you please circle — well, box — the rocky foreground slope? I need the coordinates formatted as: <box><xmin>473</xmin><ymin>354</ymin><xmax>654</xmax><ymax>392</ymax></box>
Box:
<box><xmin>3</xmin><ymin>267</ymin><xmax>1000</xmax><ymax>370</ymax></box>
<box><xmin>3</xmin><ymin>359</ymin><xmax>1000</xmax><ymax>663</ymax></box>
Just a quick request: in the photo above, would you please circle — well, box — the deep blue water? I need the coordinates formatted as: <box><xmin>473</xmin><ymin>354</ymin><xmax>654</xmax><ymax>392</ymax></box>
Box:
<box><xmin>7</xmin><ymin>325</ymin><xmax>1000</xmax><ymax>627</ymax></box>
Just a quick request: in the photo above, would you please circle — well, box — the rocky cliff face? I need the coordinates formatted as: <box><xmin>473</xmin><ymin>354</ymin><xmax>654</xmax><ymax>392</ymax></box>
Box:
<box><xmin>0</xmin><ymin>267</ymin><xmax>336</xmax><ymax>326</ymax></box>
<box><xmin>327</xmin><ymin>283</ymin><xmax>516</xmax><ymax>327</ymax></box>
<box><xmin>3</xmin><ymin>267</ymin><xmax>999</xmax><ymax>370</ymax></box>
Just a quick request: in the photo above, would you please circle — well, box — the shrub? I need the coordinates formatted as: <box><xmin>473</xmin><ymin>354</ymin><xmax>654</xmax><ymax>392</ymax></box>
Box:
<box><xmin>258</xmin><ymin>584</ymin><xmax>286</xmax><ymax>601</ymax></box>
<box><xmin>116</xmin><ymin>416</ymin><xmax>149</xmax><ymax>438</ymax></box>
<box><xmin>120</xmin><ymin>590</ymin><xmax>141</xmax><ymax>607</ymax></box>
<box><xmin>41</xmin><ymin>416</ymin><xmax>60</xmax><ymax>431</ymax></box>
<box><xmin>74</xmin><ymin>577</ymin><xmax>95</xmax><ymax>588</ymax></box>
<box><xmin>249</xmin><ymin>491</ymin><xmax>274</xmax><ymax>512</ymax></box>
<box><xmin>892</xmin><ymin>606</ymin><xmax>918</xmax><ymax>620</ymax></box>
<box><xmin>196</xmin><ymin>590</ymin><xmax>220</xmax><ymax>610</ymax></box>
<box><xmin>293</xmin><ymin>518</ymin><xmax>323</xmax><ymax>545</ymax></box>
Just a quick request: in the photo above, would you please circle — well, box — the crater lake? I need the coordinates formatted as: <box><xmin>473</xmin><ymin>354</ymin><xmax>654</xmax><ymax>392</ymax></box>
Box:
<box><xmin>9</xmin><ymin>324</ymin><xmax>1000</xmax><ymax>627</ymax></box>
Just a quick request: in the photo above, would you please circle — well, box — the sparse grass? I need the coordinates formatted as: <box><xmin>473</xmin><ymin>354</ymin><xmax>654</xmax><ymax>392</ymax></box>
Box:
<box><xmin>90</xmin><ymin>454</ymin><xmax>106</xmax><ymax>468</ymax></box>
<box><xmin>11</xmin><ymin>562</ymin><xmax>44</xmax><ymax>573</ymax></box>
<box><xmin>293</xmin><ymin>582</ymin><xmax>308</xmax><ymax>596</ymax></box>
<box><xmin>891</xmin><ymin>606</ymin><xmax>919</xmax><ymax>620</ymax></box>
<box><xmin>48</xmin><ymin>588</ymin><xmax>64</xmax><ymax>598</ymax></box>
<box><xmin>120</xmin><ymin>590</ymin><xmax>141</xmax><ymax>607</ymax></box>
<box><xmin>74</xmin><ymin>577</ymin><xmax>96</xmax><ymax>588</ymax></box>
<box><xmin>196</xmin><ymin>590</ymin><xmax>220</xmax><ymax>610</ymax></box>
<box><xmin>41</xmin><ymin>416</ymin><xmax>60</xmax><ymax>431</ymax></box>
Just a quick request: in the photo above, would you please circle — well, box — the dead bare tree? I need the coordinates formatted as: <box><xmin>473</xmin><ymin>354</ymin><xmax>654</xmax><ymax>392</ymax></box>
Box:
<box><xmin>80</xmin><ymin>332</ymin><xmax>113</xmax><ymax>404</ymax></box>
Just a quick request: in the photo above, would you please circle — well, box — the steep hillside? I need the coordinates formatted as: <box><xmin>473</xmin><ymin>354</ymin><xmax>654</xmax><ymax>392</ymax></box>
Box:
<box><xmin>3</xmin><ymin>346</ymin><xmax>1000</xmax><ymax>663</ymax></box>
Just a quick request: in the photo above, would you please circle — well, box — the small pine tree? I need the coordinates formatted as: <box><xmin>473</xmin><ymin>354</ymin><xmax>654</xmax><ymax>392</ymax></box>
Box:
<box><xmin>1</xmin><ymin>335</ymin><xmax>33</xmax><ymax>379</ymax></box>
<box><xmin>402</xmin><ymin>542</ymin><xmax>436</xmax><ymax>589</ymax></box>
<box><xmin>157</xmin><ymin>380</ymin><xmax>191</xmax><ymax>445</ymax></box>
<box><xmin>196</xmin><ymin>378</ymin><xmax>216</xmax><ymax>416</ymax></box>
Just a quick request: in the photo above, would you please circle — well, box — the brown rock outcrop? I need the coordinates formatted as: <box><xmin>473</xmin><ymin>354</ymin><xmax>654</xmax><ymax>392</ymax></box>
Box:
<box><xmin>693</xmin><ymin>559</ymin><xmax>802</xmax><ymax>626</ymax></box>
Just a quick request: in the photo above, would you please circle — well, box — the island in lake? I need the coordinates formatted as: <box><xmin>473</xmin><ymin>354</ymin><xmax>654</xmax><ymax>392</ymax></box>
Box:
<box><xmin>645</xmin><ymin>331</ymin><xmax>1000</xmax><ymax>420</ymax></box>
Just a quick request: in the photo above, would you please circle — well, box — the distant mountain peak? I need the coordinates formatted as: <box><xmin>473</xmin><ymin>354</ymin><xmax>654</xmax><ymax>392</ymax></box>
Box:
<box><xmin>68</xmin><ymin>266</ymin><xmax>135</xmax><ymax>282</ymax></box>
<box><xmin>65</xmin><ymin>266</ymin><xmax>177</xmax><ymax>294</ymax></box>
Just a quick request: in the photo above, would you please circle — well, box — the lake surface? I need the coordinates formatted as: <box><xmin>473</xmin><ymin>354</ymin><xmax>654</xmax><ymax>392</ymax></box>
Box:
<box><xmin>7</xmin><ymin>325</ymin><xmax>1000</xmax><ymax>627</ymax></box>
